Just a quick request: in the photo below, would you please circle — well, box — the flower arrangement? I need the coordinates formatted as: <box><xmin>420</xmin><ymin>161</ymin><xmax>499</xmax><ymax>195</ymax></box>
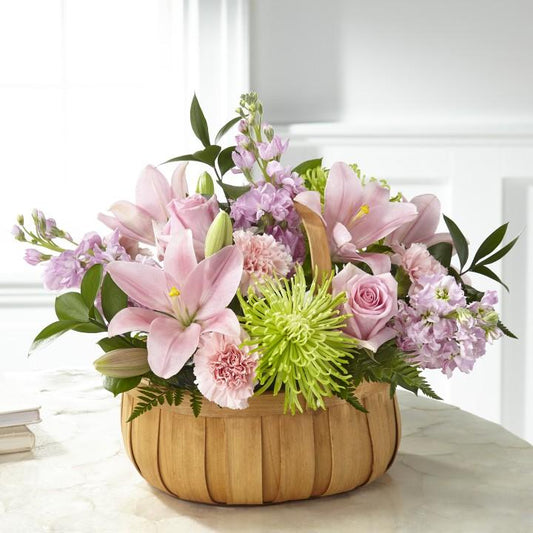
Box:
<box><xmin>13</xmin><ymin>93</ymin><xmax>518</xmax><ymax>419</ymax></box>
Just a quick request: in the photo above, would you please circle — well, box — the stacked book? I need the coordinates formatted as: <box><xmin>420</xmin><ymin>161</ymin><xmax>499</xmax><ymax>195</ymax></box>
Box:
<box><xmin>0</xmin><ymin>394</ymin><xmax>40</xmax><ymax>454</ymax></box>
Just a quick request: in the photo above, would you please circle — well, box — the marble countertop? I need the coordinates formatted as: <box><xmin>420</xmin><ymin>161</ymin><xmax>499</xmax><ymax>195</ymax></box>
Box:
<box><xmin>0</xmin><ymin>370</ymin><xmax>531</xmax><ymax>533</ymax></box>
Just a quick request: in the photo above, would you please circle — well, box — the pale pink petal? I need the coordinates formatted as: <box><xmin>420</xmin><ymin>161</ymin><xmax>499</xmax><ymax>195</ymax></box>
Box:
<box><xmin>294</xmin><ymin>191</ymin><xmax>323</xmax><ymax>217</ymax></box>
<box><xmin>163</xmin><ymin>229</ymin><xmax>197</xmax><ymax>284</ymax></box>
<box><xmin>97</xmin><ymin>212</ymin><xmax>151</xmax><ymax>244</ymax></box>
<box><xmin>332</xmin><ymin>222</ymin><xmax>353</xmax><ymax>248</ymax></box>
<box><xmin>332</xmin><ymin>263</ymin><xmax>363</xmax><ymax>294</ymax></box>
<box><xmin>107</xmin><ymin>261</ymin><xmax>173</xmax><ymax>314</ymax></box>
<box><xmin>323</xmin><ymin>162</ymin><xmax>363</xmax><ymax>230</ymax></box>
<box><xmin>181</xmin><ymin>246</ymin><xmax>243</xmax><ymax>321</ymax></box>
<box><xmin>333</xmin><ymin>244</ymin><xmax>392</xmax><ymax>274</ymax></box>
<box><xmin>357</xmin><ymin>327</ymin><xmax>397</xmax><ymax>352</ymax></box>
<box><xmin>147</xmin><ymin>317</ymin><xmax>201</xmax><ymax>378</ymax></box>
<box><xmin>171</xmin><ymin>162</ymin><xmax>188</xmax><ymax>199</ymax></box>
<box><xmin>108</xmin><ymin>201</ymin><xmax>156</xmax><ymax>244</ymax></box>
<box><xmin>404</xmin><ymin>195</ymin><xmax>441</xmax><ymax>244</ymax></box>
<box><xmin>108</xmin><ymin>308</ymin><xmax>162</xmax><ymax>336</ymax></box>
<box><xmin>387</xmin><ymin>194</ymin><xmax>440</xmax><ymax>246</ymax></box>
<box><xmin>423</xmin><ymin>232</ymin><xmax>453</xmax><ymax>248</ymax></box>
<box><xmin>135</xmin><ymin>165</ymin><xmax>172</xmax><ymax>223</ymax></box>
<box><xmin>360</xmin><ymin>180</ymin><xmax>390</xmax><ymax>207</ymax></box>
<box><xmin>357</xmin><ymin>253</ymin><xmax>392</xmax><ymax>275</ymax></box>
<box><xmin>200</xmin><ymin>309</ymin><xmax>241</xmax><ymax>337</ymax></box>
<box><xmin>348</xmin><ymin>202</ymin><xmax>417</xmax><ymax>248</ymax></box>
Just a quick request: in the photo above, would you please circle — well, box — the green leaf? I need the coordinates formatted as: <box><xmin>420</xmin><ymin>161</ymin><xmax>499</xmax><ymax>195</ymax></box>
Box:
<box><xmin>215</xmin><ymin>117</ymin><xmax>240</xmax><ymax>144</ymax></box>
<box><xmin>98</xmin><ymin>336</ymin><xmax>135</xmax><ymax>352</ymax></box>
<box><xmin>163</xmin><ymin>145</ymin><xmax>221</xmax><ymax>168</ymax></box>
<box><xmin>471</xmin><ymin>223</ymin><xmax>508</xmax><ymax>266</ymax></box>
<box><xmin>220</xmin><ymin>182</ymin><xmax>250</xmax><ymax>200</ymax></box>
<box><xmin>292</xmin><ymin>158</ymin><xmax>323</xmax><ymax>175</ymax></box>
<box><xmin>89</xmin><ymin>304</ymin><xmax>106</xmax><ymax>326</ymax></box>
<box><xmin>73</xmin><ymin>322</ymin><xmax>106</xmax><ymax>333</ymax></box>
<box><xmin>476</xmin><ymin>235</ymin><xmax>520</xmax><ymax>267</ymax></box>
<box><xmin>103</xmin><ymin>375</ymin><xmax>141</xmax><ymax>397</ymax></box>
<box><xmin>443</xmin><ymin>214</ymin><xmax>469</xmax><ymax>270</ymax></box>
<box><xmin>55</xmin><ymin>292</ymin><xmax>89</xmax><ymax>322</ymax></box>
<box><xmin>428</xmin><ymin>242</ymin><xmax>453</xmax><ymax>268</ymax></box>
<box><xmin>498</xmin><ymin>320</ymin><xmax>518</xmax><ymax>339</ymax></box>
<box><xmin>29</xmin><ymin>320</ymin><xmax>84</xmax><ymax>354</ymax></box>
<box><xmin>80</xmin><ymin>264</ymin><xmax>103</xmax><ymax>308</ymax></box>
<box><xmin>101</xmin><ymin>273</ymin><xmax>128</xmax><ymax>322</ymax></box>
<box><xmin>217</xmin><ymin>145</ymin><xmax>236</xmax><ymax>176</ymax></box>
<box><xmin>190</xmin><ymin>94</ymin><xmax>210</xmax><ymax>148</ymax></box>
<box><xmin>470</xmin><ymin>265</ymin><xmax>509</xmax><ymax>291</ymax></box>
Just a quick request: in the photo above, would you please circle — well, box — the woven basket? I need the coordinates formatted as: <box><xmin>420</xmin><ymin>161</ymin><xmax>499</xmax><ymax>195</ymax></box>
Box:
<box><xmin>120</xmin><ymin>381</ymin><xmax>401</xmax><ymax>505</ymax></box>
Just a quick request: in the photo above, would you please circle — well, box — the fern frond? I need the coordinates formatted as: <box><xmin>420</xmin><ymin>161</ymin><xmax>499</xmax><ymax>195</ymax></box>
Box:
<box><xmin>189</xmin><ymin>388</ymin><xmax>203</xmax><ymax>417</ymax></box>
<box><xmin>348</xmin><ymin>343</ymin><xmax>441</xmax><ymax>401</ymax></box>
<box><xmin>127</xmin><ymin>384</ymin><xmax>186</xmax><ymax>422</ymax></box>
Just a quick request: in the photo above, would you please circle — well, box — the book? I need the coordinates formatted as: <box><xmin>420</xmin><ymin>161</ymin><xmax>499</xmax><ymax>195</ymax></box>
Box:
<box><xmin>0</xmin><ymin>390</ymin><xmax>41</xmax><ymax>428</ymax></box>
<box><xmin>0</xmin><ymin>425</ymin><xmax>35</xmax><ymax>454</ymax></box>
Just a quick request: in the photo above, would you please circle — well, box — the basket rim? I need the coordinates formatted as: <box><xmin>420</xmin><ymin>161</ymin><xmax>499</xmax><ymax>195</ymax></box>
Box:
<box><xmin>124</xmin><ymin>380</ymin><xmax>391</xmax><ymax>418</ymax></box>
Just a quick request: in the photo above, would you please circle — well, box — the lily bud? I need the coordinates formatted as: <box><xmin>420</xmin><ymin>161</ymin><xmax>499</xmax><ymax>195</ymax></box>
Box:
<box><xmin>93</xmin><ymin>348</ymin><xmax>150</xmax><ymax>378</ymax></box>
<box><xmin>204</xmin><ymin>211</ymin><xmax>233</xmax><ymax>257</ymax></box>
<box><xmin>196</xmin><ymin>171</ymin><xmax>215</xmax><ymax>196</ymax></box>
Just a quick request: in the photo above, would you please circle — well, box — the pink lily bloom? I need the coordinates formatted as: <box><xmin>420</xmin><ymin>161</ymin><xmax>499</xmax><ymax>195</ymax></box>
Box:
<box><xmin>385</xmin><ymin>194</ymin><xmax>452</xmax><ymax>248</ymax></box>
<box><xmin>98</xmin><ymin>163</ymin><xmax>188</xmax><ymax>245</ymax></box>
<box><xmin>106</xmin><ymin>229</ymin><xmax>243</xmax><ymax>379</ymax></box>
<box><xmin>294</xmin><ymin>162</ymin><xmax>418</xmax><ymax>273</ymax></box>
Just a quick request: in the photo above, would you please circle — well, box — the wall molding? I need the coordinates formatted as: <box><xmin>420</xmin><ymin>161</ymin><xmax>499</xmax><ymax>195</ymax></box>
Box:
<box><xmin>277</xmin><ymin>122</ymin><xmax>533</xmax><ymax>147</ymax></box>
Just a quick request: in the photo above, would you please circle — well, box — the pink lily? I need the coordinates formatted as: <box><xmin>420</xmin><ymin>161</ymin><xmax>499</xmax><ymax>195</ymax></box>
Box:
<box><xmin>98</xmin><ymin>163</ymin><xmax>188</xmax><ymax>245</ymax></box>
<box><xmin>294</xmin><ymin>162</ymin><xmax>418</xmax><ymax>273</ymax></box>
<box><xmin>106</xmin><ymin>229</ymin><xmax>243</xmax><ymax>378</ymax></box>
<box><xmin>385</xmin><ymin>194</ymin><xmax>452</xmax><ymax>248</ymax></box>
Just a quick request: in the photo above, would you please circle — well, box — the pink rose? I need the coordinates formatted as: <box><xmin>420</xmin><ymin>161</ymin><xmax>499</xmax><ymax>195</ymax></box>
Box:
<box><xmin>158</xmin><ymin>194</ymin><xmax>219</xmax><ymax>261</ymax></box>
<box><xmin>333</xmin><ymin>263</ymin><xmax>398</xmax><ymax>351</ymax></box>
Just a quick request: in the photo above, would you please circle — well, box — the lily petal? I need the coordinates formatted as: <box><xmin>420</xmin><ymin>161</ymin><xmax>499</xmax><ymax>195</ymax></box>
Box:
<box><xmin>348</xmin><ymin>202</ymin><xmax>417</xmax><ymax>248</ymax></box>
<box><xmin>163</xmin><ymin>228</ymin><xmax>197</xmax><ymax>284</ymax></box>
<box><xmin>108</xmin><ymin>308</ymin><xmax>162</xmax><ymax>337</ymax></box>
<box><xmin>361</xmin><ymin>180</ymin><xmax>390</xmax><ymax>207</ymax></box>
<box><xmin>324</xmin><ymin>162</ymin><xmax>363</xmax><ymax>230</ymax></box>
<box><xmin>332</xmin><ymin>223</ymin><xmax>353</xmax><ymax>249</ymax></box>
<box><xmin>147</xmin><ymin>317</ymin><xmax>201</xmax><ymax>378</ymax></box>
<box><xmin>424</xmin><ymin>232</ymin><xmax>453</xmax><ymax>248</ymax></box>
<box><xmin>135</xmin><ymin>165</ymin><xmax>172</xmax><ymax>223</ymax></box>
<box><xmin>200</xmin><ymin>308</ymin><xmax>241</xmax><ymax>337</ymax></box>
<box><xmin>107</xmin><ymin>261</ymin><xmax>173</xmax><ymax>314</ymax></box>
<box><xmin>171</xmin><ymin>162</ymin><xmax>189</xmax><ymax>199</ymax></box>
<box><xmin>108</xmin><ymin>201</ymin><xmax>156</xmax><ymax>244</ymax></box>
<box><xmin>293</xmin><ymin>191</ymin><xmax>323</xmax><ymax>218</ymax></box>
<box><xmin>387</xmin><ymin>194</ymin><xmax>441</xmax><ymax>246</ymax></box>
<box><xmin>182</xmin><ymin>245</ymin><xmax>243</xmax><ymax>321</ymax></box>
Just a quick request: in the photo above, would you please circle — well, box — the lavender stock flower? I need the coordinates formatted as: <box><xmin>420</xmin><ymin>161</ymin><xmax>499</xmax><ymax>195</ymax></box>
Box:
<box><xmin>24</xmin><ymin>249</ymin><xmax>49</xmax><ymax>265</ymax></box>
<box><xmin>43</xmin><ymin>230</ymin><xmax>132</xmax><ymax>290</ymax></box>
<box><xmin>394</xmin><ymin>273</ymin><xmax>502</xmax><ymax>377</ymax></box>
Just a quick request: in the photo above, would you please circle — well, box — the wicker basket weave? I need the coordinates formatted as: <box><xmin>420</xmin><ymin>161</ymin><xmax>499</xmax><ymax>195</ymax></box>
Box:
<box><xmin>120</xmin><ymin>381</ymin><xmax>401</xmax><ymax>505</ymax></box>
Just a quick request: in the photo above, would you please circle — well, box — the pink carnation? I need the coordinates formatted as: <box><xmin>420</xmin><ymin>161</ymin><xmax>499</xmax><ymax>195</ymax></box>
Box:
<box><xmin>193</xmin><ymin>333</ymin><xmax>258</xmax><ymax>409</ymax></box>
<box><xmin>393</xmin><ymin>243</ymin><xmax>446</xmax><ymax>287</ymax></box>
<box><xmin>233</xmin><ymin>230</ymin><xmax>292</xmax><ymax>292</ymax></box>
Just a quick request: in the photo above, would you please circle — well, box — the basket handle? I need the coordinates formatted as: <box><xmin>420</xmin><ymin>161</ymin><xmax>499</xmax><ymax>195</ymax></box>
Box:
<box><xmin>294</xmin><ymin>200</ymin><xmax>332</xmax><ymax>283</ymax></box>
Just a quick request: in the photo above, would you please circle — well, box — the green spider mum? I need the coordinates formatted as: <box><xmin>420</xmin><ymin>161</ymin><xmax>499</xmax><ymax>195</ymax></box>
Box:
<box><xmin>238</xmin><ymin>266</ymin><xmax>358</xmax><ymax>414</ymax></box>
